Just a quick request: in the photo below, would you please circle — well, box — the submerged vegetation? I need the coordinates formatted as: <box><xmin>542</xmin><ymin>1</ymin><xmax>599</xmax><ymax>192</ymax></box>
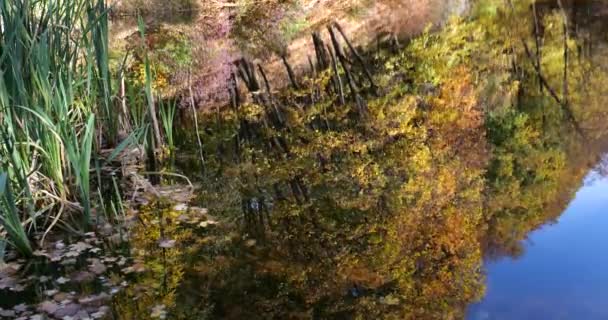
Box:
<box><xmin>1</xmin><ymin>0</ymin><xmax>608</xmax><ymax>319</ymax></box>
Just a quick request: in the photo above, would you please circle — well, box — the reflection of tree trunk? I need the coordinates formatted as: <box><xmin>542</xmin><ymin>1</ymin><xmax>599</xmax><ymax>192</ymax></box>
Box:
<box><xmin>229</xmin><ymin>73</ymin><xmax>242</xmax><ymax>164</ymax></box>
<box><xmin>328</xmin><ymin>44</ymin><xmax>345</xmax><ymax>105</ymax></box>
<box><xmin>237</xmin><ymin>58</ymin><xmax>260</xmax><ymax>92</ymax></box>
<box><xmin>588</xmin><ymin>28</ymin><xmax>593</xmax><ymax>58</ymax></box>
<box><xmin>281</xmin><ymin>55</ymin><xmax>299</xmax><ymax>90</ymax></box>
<box><xmin>506</xmin><ymin>0</ymin><xmax>583</xmax><ymax>138</ymax></box>
<box><xmin>258</xmin><ymin>64</ymin><xmax>272</xmax><ymax>96</ymax></box>
<box><xmin>258</xmin><ymin>64</ymin><xmax>285</xmax><ymax>128</ymax></box>
<box><xmin>328</xmin><ymin>25</ymin><xmax>366</xmax><ymax>117</ymax></box>
<box><xmin>532</xmin><ymin>2</ymin><xmax>548</xmax><ymax>137</ymax></box>
<box><xmin>146</xmin><ymin>133</ymin><xmax>159</xmax><ymax>185</ymax></box>
<box><xmin>312</xmin><ymin>31</ymin><xmax>329</xmax><ymax>70</ymax></box>
<box><xmin>520</xmin><ymin>39</ymin><xmax>583</xmax><ymax>137</ymax></box>
<box><xmin>532</xmin><ymin>2</ymin><xmax>543</xmax><ymax>93</ymax></box>
<box><xmin>289</xmin><ymin>180</ymin><xmax>303</xmax><ymax>205</ymax></box>
<box><xmin>308</xmin><ymin>55</ymin><xmax>316</xmax><ymax>76</ymax></box>
<box><xmin>333</xmin><ymin>22</ymin><xmax>377</xmax><ymax>92</ymax></box>
<box><xmin>557</xmin><ymin>0</ymin><xmax>569</xmax><ymax>107</ymax></box>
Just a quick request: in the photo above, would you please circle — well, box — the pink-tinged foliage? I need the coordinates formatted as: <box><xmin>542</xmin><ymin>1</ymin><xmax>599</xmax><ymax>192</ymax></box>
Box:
<box><xmin>179</xmin><ymin>8</ymin><xmax>237</xmax><ymax>109</ymax></box>
<box><xmin>181</xmin><ymin>1</ymin><xmax>300</xmax><ymax>109</ymax></box>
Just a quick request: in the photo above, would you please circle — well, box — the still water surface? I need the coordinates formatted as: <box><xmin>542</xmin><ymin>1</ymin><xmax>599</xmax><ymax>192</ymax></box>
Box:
<box><xmin>469</xmin><ymin>165</ymin><xmax>608</xmax><ymax>320</ymax></box>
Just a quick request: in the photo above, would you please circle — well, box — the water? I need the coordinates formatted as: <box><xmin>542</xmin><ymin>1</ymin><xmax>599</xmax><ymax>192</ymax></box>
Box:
<box><xmin>3</xmin><ymin>1</ymin><xmax>608</xmax><ymax>319</ymax></box>
<box><xmin>469</xmin><ymin>167</ymin><xmax>608</xmax><ymax>320</ymax></box>
<box><xmin>81</xmin><ymin>1</ymin><xmax>608</xmax><ymax>318</ymax></box>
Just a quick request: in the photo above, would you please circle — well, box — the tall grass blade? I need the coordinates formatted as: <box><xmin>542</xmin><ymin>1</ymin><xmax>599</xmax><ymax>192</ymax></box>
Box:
<box><xmin>138</xmin><ymin>16</ymin><xmax>163</xmax><ymax>149</ymax></box>
<box><xmin>159</xmin><ymin>99</ymin><xmax>176</xmax><ymax>149</ymax></box>
<box><xmin>0</xmin><ymin>172</ymin><xmax>33</xmax><ymax>257</ymax></box>
<box><xmin>0</xmin><ymin>239</ymin><xmax>6</xmax><ymax>263</ymax></box>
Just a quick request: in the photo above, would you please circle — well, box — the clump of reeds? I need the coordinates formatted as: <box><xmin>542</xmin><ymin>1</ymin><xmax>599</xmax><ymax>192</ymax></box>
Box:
<box><xmin>0</xmin><ymin>0</ymin><xmax>171</xmax><ymax>256</ymax></box>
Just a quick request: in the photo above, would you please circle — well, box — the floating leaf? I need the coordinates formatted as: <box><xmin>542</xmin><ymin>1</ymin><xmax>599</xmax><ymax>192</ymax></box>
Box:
<box><xmin>44</xmin><ymin>289</ymin><xmax>58</xmax><ymax>297</ymax></box>
<box><xmin>173</xmin><ymin>204</ymin><xmax>188</xmax><ymax>211</ymax></box>
<box><xmin>33</xmin><ymin>250</ymin><xmax>49</xmax><ymax>257</ymax></box>
<box><xmin>52</xmin><ymin>303</ymin><xmax>81</xmax><ymax>318</ymax></box>
<box><xmin>158</xmin><ymin>239</ymin><xmax>176</xmax><ymax>249</ymax></box>
<box><xmin>150</xmin><ymin>304</ymin><xmax>167</xmax><ymax>319</ymax></box>
<box><xmin>56</xmin><ymin>277</ymin><xmax>70</xmax><ymax>285</ymax></box>
<box><xmin>55</xmin><ymin>241</ymin><xmax>65</xmax><ymax>250</ymax></box>
<box><xmin>13</xmin><ymin>304</ymin><xmax>28</xmax><ymax>312</ymax></box>
<box><xmin>71</xmin><ymin>271</ymin><xmax>95</xmax><ymax>283</ymax></box>
<box><xmin>88</xmin><ymin>259</ymin><xmax>107</xmax><ymax>275</ymax></box>
<box><xmin>198</xmin><ymin>220</ymin><xmax>217</xmax><ymax>228</ymax></box>
<box><xmin>38</xmin><ymin>300</ymin><xmax>59</xmax><ymax>314</ymax></box>
<box><xmin>0</xmin><ymin>308</ymin><xmax>15</xmax><ymax>317</ymax></box>
<box><xmin>91</xmin><ymin>306</ymin><xmax>109</xmax><ymax>319</ymax></box>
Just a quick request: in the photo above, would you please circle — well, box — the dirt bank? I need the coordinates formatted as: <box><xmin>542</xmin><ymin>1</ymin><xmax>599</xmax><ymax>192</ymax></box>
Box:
<box><xmin>109</xmin><ymin>0</ymin><xmax>469</xmax><ymax>109</ymax></box>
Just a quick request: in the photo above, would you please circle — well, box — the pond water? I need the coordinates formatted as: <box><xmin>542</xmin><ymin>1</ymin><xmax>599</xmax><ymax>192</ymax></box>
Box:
<box><xmin>3</xmin><ymin>1</ymin><xmax>608</xmax><ymax>319</ymax></box>
<box><xmin>134</xmin><ymin>1</ymin><xmax>608</xmax><ymax>318</ymax></box>
<box><xmin>468</xmin><ymin>159</ymin><xmax>608</xmax><ymax>320</ymax></box>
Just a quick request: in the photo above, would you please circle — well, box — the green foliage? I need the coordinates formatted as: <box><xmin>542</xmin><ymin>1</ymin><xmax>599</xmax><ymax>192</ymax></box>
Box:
<box><xmin>0</xmin><ymin>173</ymin><xmax>32</xmax><ymax>256</ymax></box>
<box><xmin>0</xmin><ymin>0</ymin><xmax>158</xmax><ymax>254</ymax></box>
<box><xmin>232</xmin><ymin>0</ymin><xmax>301</xmax><ymax>56</ymax></box>
<box><xmin>147</xmin><ymin>1</ymin><xmax>608</xmax><ymax>318</ymax></box>
<box><xmin>280</xmin><ymin>16</ymin><xmax>310</xmax><ymax>43</ymax></box>
<box><xmin>0</xmin><ymin>239</ymin><xmax>5</xmax><ymax>262</ymax></box>
<box><xmin>159</xmin><ymin>99</ymin><xmax>177</xmax><ymax>149</ymax></box>
<box><xmin>128</xmin><ymin>27</ymin><xmax>193</xmax><ymax>95</ymax></box>
<box><xmin>65</xmin><ymin>115</ymin><xmax>97</xmax><ymax>225</ymax></box>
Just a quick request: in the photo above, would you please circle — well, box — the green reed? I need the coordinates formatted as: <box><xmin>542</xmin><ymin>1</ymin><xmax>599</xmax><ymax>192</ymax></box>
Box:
<box><xmin>0</xmin><ymin>173</ymin><xmax>32</xmax><ymax>256</ymax></box>
<box><xmin>159</xmin><ymin>99</ymin><xmax>177</xmax><ymax>150</ymax></box>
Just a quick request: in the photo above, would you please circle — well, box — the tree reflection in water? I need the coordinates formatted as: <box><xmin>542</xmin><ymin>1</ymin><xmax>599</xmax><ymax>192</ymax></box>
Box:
<box><xmin>112</xmin><ymin>0</ymin><xmax>608</xmax><ymax>319</ymax></box>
